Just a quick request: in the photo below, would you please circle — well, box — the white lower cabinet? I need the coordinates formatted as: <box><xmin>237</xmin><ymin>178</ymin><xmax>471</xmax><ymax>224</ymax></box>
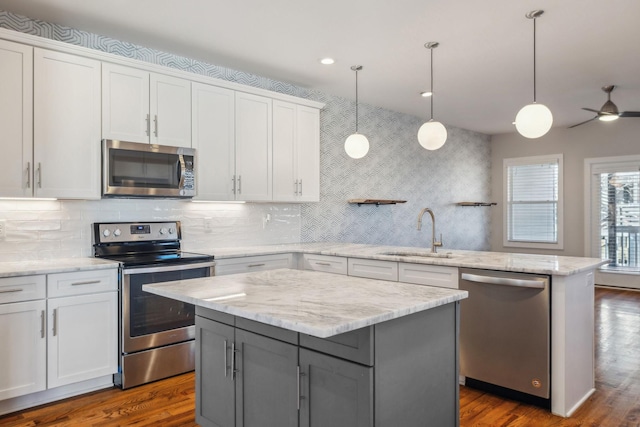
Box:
<box><xmin>0</xmin><ymin>268</ymin><xmax>118</xmax><ymax>405</ymax></box>
<box><xmin>0</xmin><ymin>299</ymin><xmax>47</xmax><ymax>401</ymax></box>
<box><xmin>47</xmin><ymin>291</ymin><xmax>118</xmax><ymax>388</ymax></box>
<box><xmin>347</xmin><ymin>258</ymin><xmax>398</xmax><ymax>281</ymax></box>
<box><xmin>215</xmin><ymin>254</ymin><xmax>295</xmax><ymax>276</ymax></box>
<box><xmin>398</xmin><ymin>263</ymin><xmax>459</xmax><ymax>289</ymax></box>
<box><xmin>302</xmin><ymin>254</ymin><xmax>348</xmax><ymax>275</ymax></box>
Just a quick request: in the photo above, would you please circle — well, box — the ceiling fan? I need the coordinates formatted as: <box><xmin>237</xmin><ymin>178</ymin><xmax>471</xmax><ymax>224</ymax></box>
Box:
<box><xmin>569</xmin><ymin>85</ymin><xmax>640</xmax><ymax>128</ymax></box>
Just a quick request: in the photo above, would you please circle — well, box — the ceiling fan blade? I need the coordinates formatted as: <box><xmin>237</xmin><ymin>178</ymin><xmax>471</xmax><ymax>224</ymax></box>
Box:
<box><xmin>619</xmin><ymin>111</ymin><xmax>640</xmax><ymax>118</ymax></box>
<box><xmin>569</xmin><ymin>117</ymin><xmax>597</xmax><ymax>128</ymax></box>
<box><xmin>582</xmin><ymin>107</ymin><xmax>601</xmax><ymax>113</ymax></box>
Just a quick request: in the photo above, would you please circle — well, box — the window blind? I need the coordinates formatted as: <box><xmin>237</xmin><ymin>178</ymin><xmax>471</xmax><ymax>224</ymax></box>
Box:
<box><xmin>507</xmin><ymin>160</ymin><xmax>559</xmax><ymax>243</ymax></box>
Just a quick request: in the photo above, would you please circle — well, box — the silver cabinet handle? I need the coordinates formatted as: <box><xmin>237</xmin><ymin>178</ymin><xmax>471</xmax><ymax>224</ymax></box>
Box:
<box><xmin>71</xmin><ymin>280</ymin><xmax>101</xmax><ymax>286</ymax></box>
<box><xmin>231</xmin><ymin>342</ymin><xmax>238</xmax><ymax>379</ymax></box>
<box><xmin>238</xmin><ymin>175</ymin><xmax>242</xmax><ymax>194</ymax></box>
<box><xmin>315</xmin><ymin>262</ymin><xmax>331</xmax><ymax>266</ymax></box>
<box><xmin>232</xmin><ymin>176</ymin><xmax>236</xmax><ymax>195</ymax></box>
<box><xmin>247</xmin><ymin>263</ymin><xmax>265</xmax><ymax>268</ymax></box>
<box><xmin>294</xmin><ymin>179</ymin><xmax>299</xmax><ymax>195</ymax></box>
<box><xmin>52</xmin><ymin>308</ymin><xmax>57</xmax><ymax>336</ymax></box>
<box><xmin>26</xmin><ymin>162</ymin><xmax>31</xmax><ymax>188</ymax></box>
<box><xmin>224</xmin><ymin>339</ymin><xmax>229</xmax><ymax>378</ymax></box>
<box><xmin>37</xmin><ymin>163</ymin><xmax>42</xmax><ymax>188</ymax></box>
<box><xmin>461</xmin><ymin>273</ymin><xmax>546</xmax><ymax>289</ymax></box>
<box><xmin>154</xmin><ymin>114</ymin><xmax>158</xmax><ymax>137</ymax></box>
<box><xmin>40</xmin><ymin>310</ymin><xmax>45</xmax><ymax>339</ymax></box>
<box><xmin>145</xmin><ymin>114</ymin><xmax>150</xmax><ymax>136</ymax></box>
<box><xmin>297</xmin><ymin>366</ymin><xmax>306</xmax><ymax>410</ymax></box>
<box><xmin>299</xmin><ymin>179</ymin><xmax>303</xmax><ymax>196</ymax></box>
<box><xmin>0</xmin><ymin>288</ymin><xmax>23</xmax><ymax>294</ymax></box>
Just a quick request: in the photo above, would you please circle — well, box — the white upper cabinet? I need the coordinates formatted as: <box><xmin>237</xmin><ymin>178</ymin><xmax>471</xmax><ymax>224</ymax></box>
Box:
<box><xmin>235</xmin><ymin>92</ymin><xmax>273</xmax><ymax>201</ymax></box>
<box><xmin>0</xmin><ymin>39</ymin><xmax>33</xmax><ymax>198</ymax></box>
<box><xmin>34</xmin><ymin>48</ymin><xmax>101</xmax><ymax>199</ymax></box>
<box><xmin>102</xmin><ymin>63</ymin><xmax>191</xmax><ymax>147</ymax></box>
<box><xmin>192</xmin><ymin>82</ymin><xmax>236</xmax><ymax>201</ymax></box>
<box><xmin>273</xmin><ymin>101</ymin><xmax>320</xmax><ymax>202</ymax></box>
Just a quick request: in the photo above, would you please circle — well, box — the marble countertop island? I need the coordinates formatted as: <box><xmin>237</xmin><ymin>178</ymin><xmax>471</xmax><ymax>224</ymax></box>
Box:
<box><xmin>143</xmin><ymin>268</ymin><xmax>467</xmax><ymax>338</ymax></box>
<box><xmin>203</xmin><ymin>242</ymin><xmax>606</xmax><ymax>276</ymax></box>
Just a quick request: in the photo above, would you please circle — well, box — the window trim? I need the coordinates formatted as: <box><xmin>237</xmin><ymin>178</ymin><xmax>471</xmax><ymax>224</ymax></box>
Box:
<box><xmin>503</xmin><ymin>154</ymin><xmax>564</xmax><ymax>250</ymax></box>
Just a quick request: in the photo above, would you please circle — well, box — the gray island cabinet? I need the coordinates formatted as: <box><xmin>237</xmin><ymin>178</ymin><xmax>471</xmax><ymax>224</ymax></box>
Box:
<box><xmin>142</xmin><ymin>268</ymin><xmax>468</xmax><ymax>427</ymax></box>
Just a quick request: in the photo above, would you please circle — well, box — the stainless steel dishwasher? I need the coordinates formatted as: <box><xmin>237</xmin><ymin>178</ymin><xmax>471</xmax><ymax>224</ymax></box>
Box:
<box><xmin>459</xmin><ymin>268</ymin><xmax>551</xmax><ymax>408</ymax></box>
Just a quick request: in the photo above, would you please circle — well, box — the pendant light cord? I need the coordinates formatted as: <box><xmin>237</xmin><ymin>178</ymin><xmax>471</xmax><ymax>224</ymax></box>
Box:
<box><xmin>533</xmin><ymin>16</ymin><xmax>537</xmax><ymax>103</ymax></box>
<box><xmin>430</xmin><ymin>46</ymin><xmax>434</xmax><ymax>120</ymax></box>
<box><xmin>355</xmin><ymin>68</ymin><xmax>359</xmax><ymax>132</ymax></box>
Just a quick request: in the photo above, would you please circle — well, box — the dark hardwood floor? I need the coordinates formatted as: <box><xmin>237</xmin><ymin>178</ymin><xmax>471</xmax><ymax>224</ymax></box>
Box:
<box><xmin>1</xmin><ymin>287</ymin><xmax>638</xmax><ymax>427</ymax></box>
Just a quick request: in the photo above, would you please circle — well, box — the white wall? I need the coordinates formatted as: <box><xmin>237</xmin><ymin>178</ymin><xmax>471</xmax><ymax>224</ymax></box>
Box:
<box><xmin>490</xmin><ymin>120</ymin><xmax>640</xmax><ymax>288</ymax></box>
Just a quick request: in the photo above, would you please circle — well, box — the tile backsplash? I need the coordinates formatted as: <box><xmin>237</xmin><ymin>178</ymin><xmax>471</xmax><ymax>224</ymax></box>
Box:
<box><xmin>0</xmin><ymin>10</ymin><xmax>492</xmax><ymax>261</ymax></box>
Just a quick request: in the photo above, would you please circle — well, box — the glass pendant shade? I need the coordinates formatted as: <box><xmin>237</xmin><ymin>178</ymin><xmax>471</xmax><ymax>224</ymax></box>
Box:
<box><xmin>598</xmin><ymin>114</ymin><xmax>619</xmax><ymax>122</ymax></box>
<box><xmin>417</xmin><ymin>120</ymin><xmax>447</xmax><ymax>150</ymax></box>
<box><xmin>344</xmin><ymin>133</ymin><xmax>370</xmax><ymax>159</ymax></box>
<box><xmin>515</xmin><ymin>102</ymin><xmax>553</xmax><ymax>139</ymax></box>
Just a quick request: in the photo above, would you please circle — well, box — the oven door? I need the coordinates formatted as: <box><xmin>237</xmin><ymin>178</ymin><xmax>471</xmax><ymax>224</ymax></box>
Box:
<box><xmin>122</xmin><ymin>261</ymin><xmax>214</xmax><ymax>354</ymax></box>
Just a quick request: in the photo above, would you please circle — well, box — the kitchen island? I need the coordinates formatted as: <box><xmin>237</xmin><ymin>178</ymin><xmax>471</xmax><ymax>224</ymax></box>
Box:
<box><xmin>143</xmin><ymin>268</ymin><xmax>468</xmax><ymax>427</ymax></box>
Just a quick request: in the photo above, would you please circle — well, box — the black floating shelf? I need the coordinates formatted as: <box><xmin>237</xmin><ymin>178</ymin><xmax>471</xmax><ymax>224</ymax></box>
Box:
<box><xmin>348</xmin><ymin>199</ymin><xmax>407</xmax><ymax>206</ymax></box>
<box><xmin>456</xmin><ymin>202</ymin><xmax>497</xmax><ymax>207</ymax></box>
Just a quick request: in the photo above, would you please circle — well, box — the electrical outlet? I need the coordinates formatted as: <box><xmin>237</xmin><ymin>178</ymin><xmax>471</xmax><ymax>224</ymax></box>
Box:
<box><xmin>0</xmin><ymin>220</ymin><xmax>5</xmax><ymax>241</ymax></box>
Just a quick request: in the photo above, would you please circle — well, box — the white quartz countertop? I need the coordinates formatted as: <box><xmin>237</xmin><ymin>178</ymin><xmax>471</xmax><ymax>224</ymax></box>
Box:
<box><xmin>205</xmin><ymin>242</ymin><xmax>607</xmax><ymax>276</ymax></box>
<box><xmin>0</xmin><ymin>257</ymin><xmax>119</xmax><ymax>278</ymax></box>
<box><xmin>143</xmin><ymin>268</ymin><xmax>468</xmax><ymax>338</ymax></box>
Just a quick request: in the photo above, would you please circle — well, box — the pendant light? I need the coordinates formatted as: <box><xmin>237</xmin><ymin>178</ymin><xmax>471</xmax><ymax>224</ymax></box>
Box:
<box><xmin>417</xmin><ymin>42</ymin><xmax>447</xmax><ymax>150</ymax></box>
<box><xmin>515</xmin><ymin>10</ymin><xmax>553</xmax><ymax>139</ymax></box>
<box><xmin>344</xmin><ymin>65</ymin><xmax>369</xmax><ymax>159</ymax></box>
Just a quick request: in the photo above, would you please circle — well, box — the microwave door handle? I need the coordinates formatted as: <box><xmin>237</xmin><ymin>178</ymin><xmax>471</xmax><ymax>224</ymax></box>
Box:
<box><xmin>177</xmin><ymin>155</ymin><xmax>186</xmax><ymax>189</ymax></box>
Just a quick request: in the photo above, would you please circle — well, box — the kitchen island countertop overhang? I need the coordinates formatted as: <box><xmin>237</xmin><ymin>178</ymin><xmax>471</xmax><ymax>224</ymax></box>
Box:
<box><xmin>142</xmin><ymin>268</ymin><xmax>468</xmax><ymax>338</ymax></box>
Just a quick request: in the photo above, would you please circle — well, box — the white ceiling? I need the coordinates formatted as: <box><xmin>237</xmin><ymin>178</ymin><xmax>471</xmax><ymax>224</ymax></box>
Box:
<box><xmin>1</xmin><ymin>0</ymin><xmax>639</xmax><ymax>135</ymax></box>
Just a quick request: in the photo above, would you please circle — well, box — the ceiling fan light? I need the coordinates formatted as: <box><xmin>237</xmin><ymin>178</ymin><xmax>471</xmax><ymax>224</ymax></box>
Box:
<box><xmin>344</xmin><ymin>133</ymin><xmax>370</xmax><ymax>159</ymax></box>
<box><xmin>417</xmin><ymin>120</ymin><xmax>447</xmax><ymax>150</ymax></box>
<box><xmin>598</xmin><ymin>114</ymin><xmax>619</xmax><ymax>122</ymax></box>
<box><xmin>515</xmin><ymin>103</ymin><xmax>553</xmax><ymax>138</ymax></box>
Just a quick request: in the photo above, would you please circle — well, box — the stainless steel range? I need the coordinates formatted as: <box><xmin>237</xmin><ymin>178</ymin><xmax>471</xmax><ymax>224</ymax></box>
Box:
<box><xmin>93</xmin><ymin>221</ymin><xmax>214</xmax><ymax>389</ymax></box>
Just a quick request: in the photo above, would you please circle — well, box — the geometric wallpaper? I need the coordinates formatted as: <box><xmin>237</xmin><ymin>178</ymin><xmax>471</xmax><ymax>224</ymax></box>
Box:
<box><xmin>0</xmin><ymin>10</ymin><xmax>492</xmax><ymax>260</ymax></box>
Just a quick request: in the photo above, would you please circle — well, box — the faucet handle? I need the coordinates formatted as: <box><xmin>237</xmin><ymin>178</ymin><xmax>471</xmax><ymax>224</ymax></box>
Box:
<box><xmin>434</xmin><ymin>233</ymin><xmax>443</xmax><ymax>247</ymax></box>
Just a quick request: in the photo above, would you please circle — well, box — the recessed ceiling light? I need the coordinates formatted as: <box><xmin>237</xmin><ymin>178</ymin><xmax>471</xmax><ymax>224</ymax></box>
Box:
<box><xmin>420</xmin><ymin>91</ymin><xmax>433</xmax><ymax>97</ymax></box>
<box><xmin>320</xmin><ymin>58</ymin><xmax>335</xmax><ymax>65</ymax></box>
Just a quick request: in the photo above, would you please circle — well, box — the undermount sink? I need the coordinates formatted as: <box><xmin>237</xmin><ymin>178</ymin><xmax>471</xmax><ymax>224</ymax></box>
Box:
<box><xmin>378</xmin><ymin>251</ymin><xmax>454</xmax><ymax>259</ymax></box>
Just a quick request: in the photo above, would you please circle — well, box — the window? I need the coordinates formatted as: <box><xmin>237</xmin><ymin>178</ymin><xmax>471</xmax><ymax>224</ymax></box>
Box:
<box><xmin>586</xmin><ymin>156</ymin><xmax>640</xmax><ymax>273</ymax></box>
<box><xmin>504</xmin><ymin>154</ymin><xmax>563</xmax><ymax>249</ymax></box>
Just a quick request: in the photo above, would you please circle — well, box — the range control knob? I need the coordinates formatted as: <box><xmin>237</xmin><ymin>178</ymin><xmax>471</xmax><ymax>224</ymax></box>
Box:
<box><xmin>102</xmin><ymin>229</ymin><xmax>111</xmax><ymax>237</ymax></box>
<box><xmin>159</xmin><ymin>227</ymin><xmax>168</xmax><ymax>235</ymax></box>
<box><xmin>168</xmin><ymin>227</ymin><xmax>175</xmax><ymax>235</ymax></box>
<box><xmin>113</xmin><ymin>229</ymin><xmax>122</xmax><ymax>237</ymax></box>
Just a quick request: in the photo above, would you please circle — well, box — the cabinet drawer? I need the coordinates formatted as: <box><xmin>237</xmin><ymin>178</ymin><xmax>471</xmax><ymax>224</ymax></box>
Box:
<box><xmin>214</xmin><ymin>253</ymin><xmax>294</xmax><ymax>276</ymax></box>
<box><xmin>348</xmin><ymin>258</ymin><xmax>398</xmax><ymax>281</ymax></box>
<box><xmin>302</xmin><ymin>254</ymin><xmax>347</xmax><ymax>275</ymax></box>
<box><xmin>0</xmin><ymin>275</ymin><xmax>46</xmax><ymax>304</ymax></box>
<box><xmin>47</xmin><ymin>269</ymin><xmax>118</xmax><ymax>297</ymax></box>
<box><xmin>398</xmin><ymin>263</ymin><xmax>458</xmax><ymax>289</ymax></box>
<box><xmin>300</xmin><ymin>327</ymin><xmax>374</xmax><ymax>366</ymax></box>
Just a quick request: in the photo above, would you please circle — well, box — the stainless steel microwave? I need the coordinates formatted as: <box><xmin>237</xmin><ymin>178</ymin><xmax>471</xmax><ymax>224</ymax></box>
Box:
<box><xmin>102</xmin><ymin>140</ymin><xmax>196</xmax><ymax>198</ymax></box>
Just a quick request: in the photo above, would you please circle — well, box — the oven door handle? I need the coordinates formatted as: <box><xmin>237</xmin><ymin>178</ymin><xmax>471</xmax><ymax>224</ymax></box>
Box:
<box><xmin>123</xmin><ymin>261</ymin><xmax>215</xmax><ymax>275</ymax></box>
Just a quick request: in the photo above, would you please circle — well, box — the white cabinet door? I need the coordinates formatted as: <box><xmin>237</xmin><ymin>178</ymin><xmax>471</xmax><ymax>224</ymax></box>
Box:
<box><xmin>47</xmin><ymin>292</ymin><xmax>118</xmax><ymax>389</ymax></box>
<box><xmin>273</xmin><ymin>100</ymin><xmax>297</xmax><ymax>201</ymax></box>
<box><xmin>151</xmin><ymin>73</ymin><xmax>191</xmax><ymax>147</ymax></box>
<box><xmin>273</xmin><ymin>101</ymin><xmax>320</xmax><ymax>202</ymax></box>
<box><xmin>295</xmin><ymin>105</ymin><xmax>320</xmax><ymax>202</ymax></box>
<box><xmin>0</xmin><ymin>40</ymin><xmax>33</xmax><ymax>198</ymax></box>
<box><xmin>102</xmin><ymin>63</ymin><xmax>150</xmax><ymax>143</ymax></box>
<box><xmin>33</xmin><ymin>49</ymin><xmax>101</xmax><ymax>199</ymax></box>
<box><xmin>192</xmin><ymin>82</ymin><xmax>236</xmax><ymax>200</ymax></box>
<box><xmin>235</xmin><ymin>92</ymin><xmax>272</xmax><ymax>201</ymax></box>
<box><xmin>348</xmin><ymin>258</ymin><xmax>399</xmax><ymax>281</ymax></box>
<box><xmin>0</xmin><ymin>300</ymin><xmax>46</xmax><ymax>400</ymax></box>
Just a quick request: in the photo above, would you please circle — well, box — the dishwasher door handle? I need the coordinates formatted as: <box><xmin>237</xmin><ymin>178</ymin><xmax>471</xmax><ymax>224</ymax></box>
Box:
<box><xmin>461</xmin><ymin>273</ymin><xmax>546</xmax><ymax>289</ymax></box>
